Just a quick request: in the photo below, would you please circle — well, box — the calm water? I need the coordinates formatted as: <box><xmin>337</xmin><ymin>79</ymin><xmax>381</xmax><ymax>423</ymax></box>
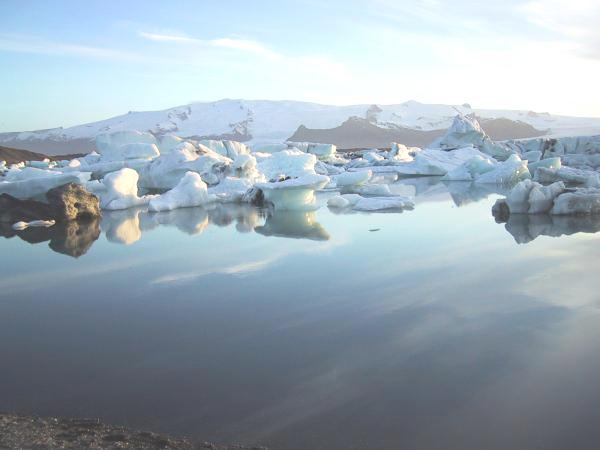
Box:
<box><xmin>2</xmin><ymin>177</ymin><xmax>600</xmax><ymax>450</ymax></box>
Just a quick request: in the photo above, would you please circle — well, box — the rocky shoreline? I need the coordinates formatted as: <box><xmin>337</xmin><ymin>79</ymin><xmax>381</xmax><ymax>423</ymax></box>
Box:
<box><xmin>0</xmin><ymin>414</ymin><xmax>267</xmax><ymax>450</ymax></box>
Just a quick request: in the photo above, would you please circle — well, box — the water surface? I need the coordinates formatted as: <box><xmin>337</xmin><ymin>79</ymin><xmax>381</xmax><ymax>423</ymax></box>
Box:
<box><xmin>1</xmin><ymin>178</ymin><xmax>600</xmax><ymax>450</ymax></box>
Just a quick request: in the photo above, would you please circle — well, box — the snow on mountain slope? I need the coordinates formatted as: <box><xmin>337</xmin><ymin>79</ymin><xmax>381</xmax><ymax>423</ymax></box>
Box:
<box><xmin>2</xmin><ymin>99</ymin><xmax>600</xmax><ymax>155</ymax></box>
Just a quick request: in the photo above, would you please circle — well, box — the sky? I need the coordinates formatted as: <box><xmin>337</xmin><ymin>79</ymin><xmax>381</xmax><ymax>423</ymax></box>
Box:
<box><xmin>1</xmin><ymin>0</ymin><xmax>600</xmax><ymax>132</ymax></box>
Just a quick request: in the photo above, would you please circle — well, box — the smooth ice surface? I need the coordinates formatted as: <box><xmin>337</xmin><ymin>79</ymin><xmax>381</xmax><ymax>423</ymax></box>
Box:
<box><xmin>3</xmin><ymin>178</ymin><xmax>600</xmax><ymax>450</ymax></box>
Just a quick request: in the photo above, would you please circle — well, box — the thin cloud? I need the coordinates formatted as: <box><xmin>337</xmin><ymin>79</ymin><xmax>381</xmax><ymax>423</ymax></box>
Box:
<box><xmin>0</xmin><ymin>33</ymin><xmax>139</xmax><ymax>61</ymax></box>
<box><xmin>518</xmin><ymin>0</ymin><xmax>600</xmax><ymax>60</ymax></box>
<box><xmin>138</xmin><ymin>31</ymin><xmax>279</xmax><ymax>58</ymax></box>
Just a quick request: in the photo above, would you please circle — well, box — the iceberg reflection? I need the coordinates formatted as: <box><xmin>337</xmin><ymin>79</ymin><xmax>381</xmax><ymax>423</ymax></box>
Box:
<box><xmin>495</xmin><ymin>213</ymin><xmax>600</xmax><ymax>244</ymax></box>
<box><xmin>255</xmin><ymin>210</ymin><xmax>330</xmax><ymax>241</ymax></box>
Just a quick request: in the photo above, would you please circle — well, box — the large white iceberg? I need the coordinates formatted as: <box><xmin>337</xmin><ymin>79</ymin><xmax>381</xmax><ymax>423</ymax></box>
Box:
<box><xmin>96</xmin><ymin>130</ymin><xmax>159</xmax><ymax>161</ymax></box>
<box><xmin>257</xmin><ymin>150</ymin><xmax>319</xmax><ymax>180</ymax></box>
<box><xmin>99</xmin><ymin>168</ymin><xmax>154</xmax><ymax>210</ymax></box>
<box><xmin>139</xmin><ymin>143</ymin><xmax>231</xmax><ymax>189</ymax></box>
<box><xmin>148</xmin><ymin>171</ymin><xmax>215</xmax><ymax>212</ymax></box>
<box><xmin>434</xmin><ymin>115</ymin><xmax>514</xmax><ymax>160</ymax></box>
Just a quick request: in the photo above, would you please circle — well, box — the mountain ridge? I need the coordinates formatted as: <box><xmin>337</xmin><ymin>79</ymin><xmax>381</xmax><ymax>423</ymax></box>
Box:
<box><xmin>2</xmin><ymin>99</ymin><xmax>600</xmax><ymax>155</ymax></box>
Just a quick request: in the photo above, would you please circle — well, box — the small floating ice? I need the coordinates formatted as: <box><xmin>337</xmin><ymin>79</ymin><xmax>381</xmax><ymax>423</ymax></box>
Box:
<box><xmin>12</xmin><ymin>219</ymin><xmax>56</xmax><ymax>230</ymax></box>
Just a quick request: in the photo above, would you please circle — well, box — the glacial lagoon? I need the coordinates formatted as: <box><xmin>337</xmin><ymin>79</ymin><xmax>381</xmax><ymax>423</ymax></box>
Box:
<box><xmin>2</xmin><ymin>177</ymin><xmax>600</xmax><ymax>450</ymax></box>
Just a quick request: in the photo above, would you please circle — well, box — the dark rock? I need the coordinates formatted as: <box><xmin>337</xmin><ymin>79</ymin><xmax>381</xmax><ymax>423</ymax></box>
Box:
<box><xmin>0</xmin><ymin>183</ymin><xmax>100</xmax><ymax>224</ymax></box>
<box><xmin>46</xmin><ymin>183</ymin><xmax>100</xmax><ymax>220</ymax></box>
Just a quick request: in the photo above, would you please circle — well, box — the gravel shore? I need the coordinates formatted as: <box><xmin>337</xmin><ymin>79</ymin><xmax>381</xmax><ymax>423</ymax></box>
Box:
<box><xmin>0</xmin><ymin>414</ymin><xmax>267</xmax><ymax>450</ymax></box>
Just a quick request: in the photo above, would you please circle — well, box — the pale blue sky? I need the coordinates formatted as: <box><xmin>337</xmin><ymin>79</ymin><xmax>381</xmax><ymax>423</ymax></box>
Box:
<box><xmin>1</xmin><ymin>0</ymin><xmax>599</xmax><ymax>131</ymax></box>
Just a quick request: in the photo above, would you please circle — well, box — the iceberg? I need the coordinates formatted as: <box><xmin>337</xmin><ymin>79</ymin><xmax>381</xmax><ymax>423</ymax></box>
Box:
<box><xmin>288</xmin><ymin>142</ymin><xmax>337</xmax><ymax>159</ymax></box>
<box><xmin>551</xmin><ymin>189</ymin><xmax>600</xmax><ymax>215</ymax></box>
<box><xmin>257</xmin><ymin>150</ymin><xmax>319</xmax><ymax>180</ymax></box>
<box><xmin>99</xmin><ymin>168</ymin><xmax>154</xmax><ymax>210</ymax></box>
<box><xmin>334</xmin><ymin>170</ymin><xmax>372</xmax><ymax>187</ymax></box>
<box><xmin>148</xmin><ymin>172</ymin><xmax>215</xmax><ymax>212</ymax></box>
<box><xmin>326</xmin><ymin>194</ymin><xmax>362</xmax><ymax>209</ymax></box>
<box><xmin>353</xmin><ymin>196</ymin><xmax>414</xmax><ymax>211</ymax></box>
<box><xmin>395</xmin><ymin>147</ymin><xmax>489</xmax><ymax>176</ymax></box>
<box><xmin>389</xmin><ymin>143</ymin><xmax>421</xmax><ymax>162</ymax></box>
<box><xmin>208</xmin><ymin>177</ymin><xmax>254</xmax><ymax>203</ymax></box>
<box><xmin>256</xmin><ymin>174</ymin><xmax>329</xmax><ymax>210</ymax></box>
<box><xmin>139</xmin><ymin>143</ymin><xmax>231</xmax><ymax>189</ymax></box>
<box><xmin>494</xmin><ymin>179</ymin><xmax>600</xmax><ymax>216</ymax></box>
<box><xmin>0</xmin><ymin>168</ymin><xmax>91</xmax><ymax>199</ymax></box>
<box><xmin>327</xmin><ymin>193</ymin><xmax>413</xmax><ymax>211</ymax></box>
<box><xmin>95</xmin><ymin>130</ymin><xmax>159</xmax><ymax>160</ymax></box>
<box><xmin>348</xmin><ymin>184</ymin><xmax>395</xmax><ymax>197</ymax></box>
<box><xmin>534</xmin><ymin>166</ymin><xmax>600</xmax><ymax>188</ymax></box>
<box><xmin>474</xmin><ymin>154</ymin><xmax>531</xmax><ymax>185</ymax></box>
<box><xmin>199</xmin><ymin>140</ymin><xmax>250</xmax><ymax>159</ymax></box>
<box><xmin>528</xmin><ymin>157</ymin><xmax>561</xmax><ymax>174</ymax></box>
<box><xmin>441</xmin><ymin>155</ymin><xmax>496</xmax><ymax>181</ymax></box>
<box><xmin>435</xmin><ymin>115</ymin><xmax>514</xmax><ymax>160</ymax></box>
<box><xmin>157</xmin><ymin>134</ymin><xmax>184</xmax><ymax>154</ymax></box>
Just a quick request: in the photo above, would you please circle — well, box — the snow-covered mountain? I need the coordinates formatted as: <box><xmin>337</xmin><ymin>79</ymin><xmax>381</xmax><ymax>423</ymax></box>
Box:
<box><xmin>2</xmin><ymin>99</ymin><xmax>600</xmax><ymax>155</ymax></box>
